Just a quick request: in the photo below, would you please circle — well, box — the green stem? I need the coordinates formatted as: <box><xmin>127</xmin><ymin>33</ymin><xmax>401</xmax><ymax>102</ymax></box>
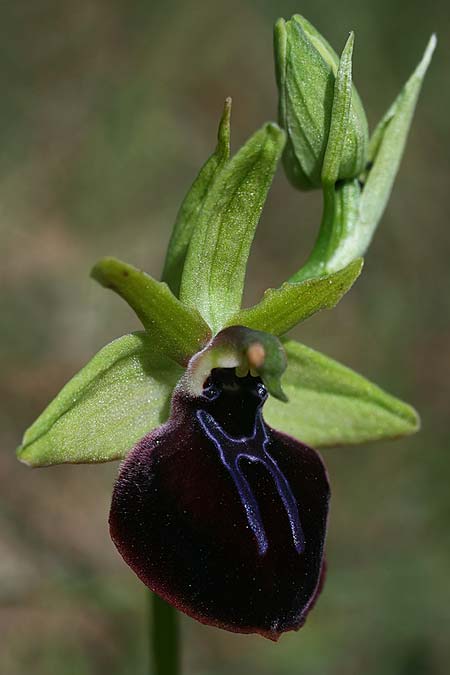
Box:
<box><xmin>289</xmin><ymin>185</ymin><xmax>336</xmax><ymax>282</ymax></box>
<box><xmin>150</xmin><ymin>593</ymin><xmax>180</xmax><ymax>675</ymax></box>
<box><xmin>290</xmin><ymin>178</ymin><xmax>361</xmax><ymax>283</ymax></box>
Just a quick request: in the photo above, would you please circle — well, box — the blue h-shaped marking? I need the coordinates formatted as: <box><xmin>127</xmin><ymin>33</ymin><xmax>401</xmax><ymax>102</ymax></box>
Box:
<box><xmin>196</xmin><ymin>408</ymin><xmax>304</xmax><ymax>556</ymax></box>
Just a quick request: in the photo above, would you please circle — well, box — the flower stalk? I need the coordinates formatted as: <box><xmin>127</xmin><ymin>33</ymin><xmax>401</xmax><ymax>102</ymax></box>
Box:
<box><xmin>151</xmin><ymin>593</ymin><xmax>180</xmax><ymax>675</ymax></box>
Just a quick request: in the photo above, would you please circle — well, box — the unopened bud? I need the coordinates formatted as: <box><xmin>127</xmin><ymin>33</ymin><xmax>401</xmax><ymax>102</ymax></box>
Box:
<box><xmin>274</xmin><ymin>14</ymin><xmax>369</xmax><ymax>190</ymax></box>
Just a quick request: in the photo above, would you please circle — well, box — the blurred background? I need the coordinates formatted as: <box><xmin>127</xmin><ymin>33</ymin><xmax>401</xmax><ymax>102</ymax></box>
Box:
<box><xmin>1</xmin><ymin>0</ymin><xmax>449</xmax><ymax>673</ymax></box>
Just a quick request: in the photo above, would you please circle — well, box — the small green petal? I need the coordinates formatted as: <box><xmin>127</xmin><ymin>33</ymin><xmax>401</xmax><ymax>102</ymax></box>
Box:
<box><xmin>91</xmin><ymin>257</ymin><xmax>211</xmax><ymax>365</ymax></box>
<box><xmin>265</xmin><ymin>339</ymin><xmax>420</xmax><ymax>447</ymax></box>
<box><xmin>17</xmin><ymin>332</ymin><xmax>183</xmax><ymax>467</ymax></box>
<box><xmin>227</xmin><ymin>259</ymin><xmax>362</xmax><ymax>336</ymax></box>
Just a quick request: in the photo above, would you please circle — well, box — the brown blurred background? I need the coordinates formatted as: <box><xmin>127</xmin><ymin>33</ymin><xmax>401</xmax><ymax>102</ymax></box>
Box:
<box><xmin>1</xmin><ymin>1</ymin><xmax>449</xmax><ymax>673</ymax></box>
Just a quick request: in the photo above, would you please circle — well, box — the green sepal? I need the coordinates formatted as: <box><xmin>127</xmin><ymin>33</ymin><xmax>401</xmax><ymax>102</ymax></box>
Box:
<box><xmin>161</xmin><ymin>99</ymin><xmax>232</xmax><ymax>297</ymax></box>
<box><xmin>17</xmin><ymin>332</ymin><xmax>184</xmax><ymax>467</ymax></box>
<box><xmin>91</xmin><ymin>257</ymin><xmax>211</xmax><ymax>365</ymax></box>
<box><xmin>179</xmin><ymin>122</ymin><xmax>286</xmax><ymax>333</ymax></box>
<box><xmin>264</xmin><ymin>339</ymin><xmax>420</xmax><ymax>447</ymax></box>
<box><xmin>226</xmin><ymin>258</ymin><xmax>362</xmax><ymax>336</ymax></box>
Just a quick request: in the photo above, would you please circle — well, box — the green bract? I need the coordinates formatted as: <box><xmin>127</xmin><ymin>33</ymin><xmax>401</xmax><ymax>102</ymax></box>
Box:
<box><xmin>17</xmin><ymin>16</ymin><xmax>433</xmax><ymax>468</ymax></box>
<box><xmin>352</xmin><ymin>35</ymin><xmax>437</xmax><ymax>263</ymax></box>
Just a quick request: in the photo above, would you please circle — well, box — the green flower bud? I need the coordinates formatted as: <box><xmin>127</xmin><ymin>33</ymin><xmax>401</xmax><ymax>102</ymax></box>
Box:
<box><xmin>275</xmin><ymin>14</ymin><xmax>369</xmax><ymax>190</ymax></box>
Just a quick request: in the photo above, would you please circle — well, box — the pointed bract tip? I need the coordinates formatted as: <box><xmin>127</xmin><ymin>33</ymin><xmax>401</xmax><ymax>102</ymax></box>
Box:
<box><xmin>416</xmin><ymin>34</ymin><xmax>437</xmax><ymax>79</ymax></box>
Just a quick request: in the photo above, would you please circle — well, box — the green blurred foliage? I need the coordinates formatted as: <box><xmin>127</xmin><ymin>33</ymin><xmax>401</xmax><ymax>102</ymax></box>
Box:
<box><xmin>0</xmin><ymin>1</ymin><xmax>449</xmax><ymax>673</ymax></box>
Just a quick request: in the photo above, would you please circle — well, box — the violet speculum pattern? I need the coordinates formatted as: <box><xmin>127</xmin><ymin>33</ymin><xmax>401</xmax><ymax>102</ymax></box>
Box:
<box><xmin>196</xmin><ymin>375</ymin><xmax>304</xmax><ymax>556</ymax></box>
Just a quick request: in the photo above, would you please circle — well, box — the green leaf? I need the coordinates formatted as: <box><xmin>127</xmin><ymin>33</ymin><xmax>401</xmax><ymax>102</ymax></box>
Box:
<box><xmin>265</xmin><ymin>339</ymin><xmax>420</xmax><ymax>447</ymax></box>
<box><xmin>227</xmin><ymin>258</ymin><xmax>362</xmax><ymax>336</ymax></box>
<box><xmin>91</xmin><ymin>257</ymin><xmax>211</xmax><ymax>365</ymax></box>
<box><xmin>179</xmin><ymin>122</ymin><xmax>285</xmax><ymax>333</ymax></box>
<box><xmin>355</xmin><ymin>35</ymin><xmax>436</xmax><ymax>256</ymax></box>
<box><xmin>17</xmin><ymin>332</ymin><xmax>184</xmax><ymax>467</ymax></box>
<box><xmin>161</xmin><ymin>99</ymin><xmax>231</xmax><ymax>297</ymax></box>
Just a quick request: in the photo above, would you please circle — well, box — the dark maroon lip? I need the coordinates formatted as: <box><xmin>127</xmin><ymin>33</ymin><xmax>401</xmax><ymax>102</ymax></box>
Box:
<box><xmin>109</xmin><ymin>368</ymin><xmax>330</xmax><ymax>639</ymax></box>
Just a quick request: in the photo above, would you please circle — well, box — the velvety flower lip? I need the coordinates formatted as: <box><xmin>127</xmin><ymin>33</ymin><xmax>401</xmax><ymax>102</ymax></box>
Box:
<box><xmin>110</xmin><ymin>366</ymin><xmax>330</xmax><ymax>640</ymax></box>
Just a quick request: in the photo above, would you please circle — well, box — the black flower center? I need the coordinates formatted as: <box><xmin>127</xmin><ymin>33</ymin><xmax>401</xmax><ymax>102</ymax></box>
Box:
<box><xmin>197</xmin><ymin>368</ymin><xmax>304</xmax><ymax>556</ymax></box>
